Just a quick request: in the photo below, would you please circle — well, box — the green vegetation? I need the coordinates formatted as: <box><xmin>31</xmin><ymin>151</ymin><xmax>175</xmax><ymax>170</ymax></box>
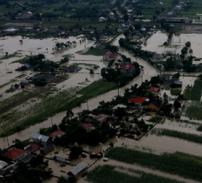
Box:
<box><xmin>83</xmin><ymin>46</ymin><xmax>106</xmax><ymax>56</ymax></box>
<box><xmin>106</xmin><ymin>147</ymin><xmax>202</xmax><ymax>182</ymax></box>
<box><xmin>0</xmin><ymin>80</ymin><xmax>117</xmax><ymax>137</ymax></box>
<box><xmin>177</xmin><ymin>0</ymin><xmax>202</xmax><ymax>18</ymax></box>
<box><xmin>184</xmin><ymin>79</ymin><xmax>202</xmax><ymax>100</ymax></box>
<box><xmin>186</xmin><ymin>101</ymin><xmax>202</xmax><ymax>120</ymax></box>
<box><xmin>149</xmin><ymin>116</ymin><xmax>164</xmax><ymax>123</ymax></box>
<box><xmin>170</xmin><ymin>88</ymin><xmax>181</xmax><ymax>96</ymax></box>
<box><xmin>88</xmin><ymin>165</ymin><xmax>182</xmax><ymax>183</ymax></box>
<box><xmin>158</xmin><ymin>129</ymin><xmax>202</xmax><ymax>144</ymax></box>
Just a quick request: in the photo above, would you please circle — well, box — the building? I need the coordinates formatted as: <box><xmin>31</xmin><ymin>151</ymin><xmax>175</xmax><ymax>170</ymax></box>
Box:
<box><xmin>32</xmin><ymin>133</ymin><xmax>50</xmax><ymax>144</ymax></box>
<box><xmin>1</xmin><ymin>147</ymin><xmax>27</xmax><ymax>162</ymax></box>
<box><xmin>32</xmin><ymin>133</ymin><xmax>53</xmax><ymax>154</ymax></box>
<box><xmin>49</xmin><ymin>129</ymin><xmax>65</xmax><ymax>140</ymax></box>
<box><xmin>128</xmin><ymin>97</ymin><xmax>146</xmax><ymax>104</ymax></box>
<box><xmin>68</xmin><ymin>162</ymin><xmax>88</xmax><ymax>177</ymax></box>
<box><xmin>103</xmin><ymin>51</ymin><xmax>118</xmax><ymax>62</ymax></box>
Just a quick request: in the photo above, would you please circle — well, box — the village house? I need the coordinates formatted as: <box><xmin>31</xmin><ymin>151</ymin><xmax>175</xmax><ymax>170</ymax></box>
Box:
<box><xmin>32</xmin><ymin>133</ymin><xmax>53</xmax><ymax>153</ymax></box>
<box><xmin>49</xmin><ymin>129</ymin><xmax>65</xmax><ymax>141</ymax></box>
<box><xmin>103</xmin><ymin>51</ymin><xmax>118</xmax><ymax>62</ymax></box>
<box><xmin>1</xmin><ymin>147</ymin><xmax>29</xmax><ymax>163</ymax></box>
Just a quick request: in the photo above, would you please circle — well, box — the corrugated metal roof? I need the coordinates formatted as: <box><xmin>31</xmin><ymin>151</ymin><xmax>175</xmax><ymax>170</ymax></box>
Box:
<box><xmin>69</xmin><ymin>162</ymin><xmax>88</xmax><ymax>176</ymax></box>
<box><xmin>32</xmin><ymin>133</ymin><xmax>49</xmax><ymax>143</ymax></box>
<box><xmin>0</xmin><ymin>160</ymin><xmax>8</xmax><ymax>169</ymax></box>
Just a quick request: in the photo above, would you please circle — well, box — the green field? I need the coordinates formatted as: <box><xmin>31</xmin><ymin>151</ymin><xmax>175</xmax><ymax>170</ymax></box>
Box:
<box><xmin>88</xmin><ymin>165</ymin><xmax>182</xmax><ymax>183</ymax></box>
<box><xmin>178</xmin><ymin>0</ymin><xmax>202</xmax><ymax>17</ymax></box>
<box><xmin>0</xmin><ymin>80</ymin><xmax>117</xmax><ymax>137</ymax></box>
<box><xmin>186</xmin><ymin>101</ymin><xmax>202</xmax><ymax>120</ymax></box>
<box><xmin>184</xmin><ymin>79</ymin><xmax>202</xmax><ymax>101</ymax></box>
<box><xmin>83</xmin><ymin>46</ymin><xmax>106</xmax><ymax>56</ymax></box>
<box><xmin>106</xmin><ymin>147</ymin><xmax>202</xmax><ymax>182</ymax></box>
<box><xmin>158</xmin><ymin>129</ymin><xmax>202</xmax><ymax>144</ymax></box>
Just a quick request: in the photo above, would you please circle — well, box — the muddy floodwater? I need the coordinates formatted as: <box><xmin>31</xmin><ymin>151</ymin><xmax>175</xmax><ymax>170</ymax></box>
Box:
<box><xmin>142</xmin><ymin>31</ymin><xmax>202</xmax><ymax>58</ymax></box>
<box><xmin>0</xmin><ymin>34</ymin><xmax>159</xmax><ymax>148</ymax></box>
<box><xmin>0</xmin><ymin>34</ymin><xmax>200</xmax><ymax>162</ymax></box>
<box><xmin>0</xmin><ymin>35</ymin><xmax>101</xmax><ymax>100</ymax></box>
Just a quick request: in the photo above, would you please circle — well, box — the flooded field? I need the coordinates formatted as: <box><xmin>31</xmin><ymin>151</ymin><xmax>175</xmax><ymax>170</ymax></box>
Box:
<box><xmin>142</xmin><ymin>31</ymin><xmax>202</xmax><ymax>58</ymax></box>
<box><xmin>0</xmin><ymin>34</ymin><xmax>159</xmax><ymax>148</ymax></box>
<box><xmin>0</xmin><ymin>35</ymin><xmax>101</xmax><ymax>100</ymax></box>
<box><xmin>0</xmin><ymin>33</ymin><xmax>201</xmax><ymax>172</ymax></box>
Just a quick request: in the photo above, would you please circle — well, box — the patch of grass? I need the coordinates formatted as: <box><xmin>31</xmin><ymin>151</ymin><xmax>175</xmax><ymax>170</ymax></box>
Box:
<box><xmin>106</xmin><ymin>147</ymin><xmax>202</xmax><ymax>182</ymax></box>
<box><xmin>184</xmin><ymin>79</ymin><xmax>202</xmax><ymax>100</ymax></box>
<box><xmin>158</xmin><ymin>129</ymin><xmax>202</xmax><ymax>144</ymax></box>
<box><xmin>88</xmin><ymin>165</ymin><xmax>182</xmax><ymax>183</ymax></box>
<box><xmin>149</xmin><ymin>116</ymin><xmax>164</xmax><ymax>123</ymax></box>
<box><xmin>186</xmin><ymin>101</ymin><xmax>202</xmax><ymax>120</ymax></box>
<box><xmin>170</xmin><ymin>88</ymin><xmax>181</xmax><ymax>96</ymax></box>
<box><xmin>83</xmin><ymin>46</ymin><xmax>106</xmax><ymax>56</ymax></box>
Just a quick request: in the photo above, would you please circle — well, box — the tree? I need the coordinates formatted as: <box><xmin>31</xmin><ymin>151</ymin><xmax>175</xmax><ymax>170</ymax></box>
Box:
<box><xmin>69</xmin><ymin>146</ymin><xmax>83</xmax><ymax>160</ymax></box>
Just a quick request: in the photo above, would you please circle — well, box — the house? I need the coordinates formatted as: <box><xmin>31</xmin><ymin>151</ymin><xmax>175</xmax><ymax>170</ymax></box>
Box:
<box><xmin>54</xmin><ymin>155</ymin><xmax>69</xmax><ymax>164</ymax></box>
<box><xmin>145</xmin><ymin>103</ymin><xmax>159</xmax><ymax>112</ymax></box>
<box><xmin>128</xmin><ymin>97</ymin><xmax>146</xmax><ymax>104</ymax></box>
<box><xmin>99</xmin><ymin>17</ymin><xmax>107</xmax><ymax>22</ymax></box>
<box><xmin>68</xmin><ymin>162</ymin><xmax>88</xmax><ymax>177</ymax></box>
<box><xmin>24</xmin><ymin>143</ymin><xmax>41</xmax><ymax>155</ymax></box>
<box><xmin>119</xmin><ymin>63</ymin><xmax>135</xmax><ymax>74</ymax></box>
<box><xmin>113</xmin><ymin>104</ymin><xmax>127</xmax><ymax>110</ymax></box>
<box><xmin>103</xmin><ymin>51</ymin><xmax>118</xmax><ymax>62</ymax></box>
<box><xmin>0</xmin><ymin>160</ymin><xmax>16</xmax><ymax>177</ymax></box>
<box><xmin>16</xmin><ymin>11</ymin><xmax>33</xmax><ymax>20</ymax></box>
<box><xmin>32</xmin><ymin>133</ymin><xmax>53</xmax><ymax>153</ymax></box>
<box><xmin>1</xmin><ymin>147</ymin><xmax>27</xmax><ymax>162</ymax></box>
<box><xmin>80</xmin><ymin>123</ymin><xmax>95</xmax><ymax>132</ymax></box>
<box><xmin>95</xmin><ymin>114</ymin><xmax>110</xmax><ymax>124</ymax></box>
<box><xmin>49</xmin><ymin>129</ymin><xmax>65</xmax><ymax>140</ymax></box>
<box><xmin>32</xmin><ymin>133</ymin><xmax>50</xmax><ymax>145</ymax></box>
<box><xmin>148</xmin><ymin>86</ymin><xmax>160</xmax><ymax>94</ymax></box>
<box><xmin>170</xmin><ymin>80</ymin><xmax>182</xmax><ymax>88</ymax></box>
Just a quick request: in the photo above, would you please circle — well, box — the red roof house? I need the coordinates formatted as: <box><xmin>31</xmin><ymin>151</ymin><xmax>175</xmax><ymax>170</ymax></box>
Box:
<box><xmin>49</xmin><ymin>129</ymin><xmax>65</xmax><ymax>139</ymax></box>
<box><xmin>119</xmin><ymin>63</ymin><xmax>135</xmax><ymax>71</ymax></box>
<box><xmin>80</xmin><ymin>123</ymin><xmax>95</xmax><ymax>132</ymax></box>
<box><xmin>148</xmin><ymin>86</ymin><xmax>160</xmax><ymax>94</ymax></box>
<box><xmin>2</xmin><ymin>147</ymin><xmax>26</xmax><ymax>161</ymax></box>
<box><xmin>103</xmin><ymin>51</ymin><xmax>118</xmax><ymax>62</ymax></box>
<box><xmin>128</xmin><ymin>97</ymin><xmax>146</xmax><ymax>104</ymax></box>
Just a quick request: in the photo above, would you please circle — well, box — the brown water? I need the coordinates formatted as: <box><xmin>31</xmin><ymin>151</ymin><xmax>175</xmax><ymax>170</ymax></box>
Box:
<box><xmin>0</xmin><ymin>35</ymin><xmax>99</xmax><ymax>100</ymax></box>
<box><xmin>0</xmin><ymin>35</ymin><xmax>159</xmax><ymax>148</ymax></box>
<box><xmin>142</xmin><ymin>31</ymin><xmax>202</xmax><ymax>58</ymax></box>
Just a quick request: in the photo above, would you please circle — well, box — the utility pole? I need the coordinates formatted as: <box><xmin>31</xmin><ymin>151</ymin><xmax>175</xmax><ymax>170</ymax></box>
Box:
<box><xmin>50</xmin><ymin>116</ymin><xmax>53</xmax><ymax>126</ymax></box>
<box><xmin>6</xmin><ymin>136</ymin><xmax>10</xmax><ymax>147</ymax></box>
<box><xmin>86</xmin><ymin>100</ymin><xmax>89</xmax><ymax>110</ymax></box>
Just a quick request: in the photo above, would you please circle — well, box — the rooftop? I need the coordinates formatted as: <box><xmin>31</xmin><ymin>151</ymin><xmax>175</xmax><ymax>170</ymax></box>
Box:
<box><xmin>2</xmin><ymin>147</ymin><xmax>25</xmax><ymax>161</ymax></box>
